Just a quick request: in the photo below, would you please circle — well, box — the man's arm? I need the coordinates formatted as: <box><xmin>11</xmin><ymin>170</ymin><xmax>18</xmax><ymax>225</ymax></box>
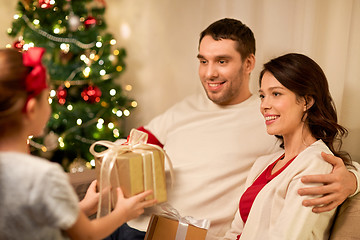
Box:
<box><xmin>298</xmin><ymin>152</ymin><xmax>359</xmax><ymax>213</ymax></box>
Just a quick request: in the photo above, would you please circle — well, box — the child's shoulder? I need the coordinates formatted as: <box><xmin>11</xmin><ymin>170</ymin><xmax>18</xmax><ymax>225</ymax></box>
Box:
<box><xmin>0</xmin><ymin>151</ymin><xmax>64</xmax><ymax>175</ymax></box>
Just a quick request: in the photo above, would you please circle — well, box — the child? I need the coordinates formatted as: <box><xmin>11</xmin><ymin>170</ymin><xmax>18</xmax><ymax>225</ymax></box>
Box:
<box><xmin>0</xmin><ymin>47</ymin><xmax>156</xmax><ymax>239</ymax></box>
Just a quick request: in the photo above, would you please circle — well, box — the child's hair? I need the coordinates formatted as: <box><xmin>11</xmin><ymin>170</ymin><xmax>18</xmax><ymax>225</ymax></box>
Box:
<box><xmin>0</xmin><ymin>48</ymin><xmax>47</xmax><ymax>137</ymax></box>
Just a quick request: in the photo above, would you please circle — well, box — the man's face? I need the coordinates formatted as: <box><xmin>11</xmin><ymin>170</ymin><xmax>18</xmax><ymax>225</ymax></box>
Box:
<box><xmin>197</xmin><ymin>35</ymin><xmax>250</xmax><ymax>105</ymax></box>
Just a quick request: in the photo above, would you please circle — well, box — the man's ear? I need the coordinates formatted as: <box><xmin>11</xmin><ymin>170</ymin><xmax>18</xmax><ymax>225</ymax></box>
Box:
<box><xmin>244</xmin><ymin>54</ymin><xmax>255</xmax><ymax>73</ymax></box>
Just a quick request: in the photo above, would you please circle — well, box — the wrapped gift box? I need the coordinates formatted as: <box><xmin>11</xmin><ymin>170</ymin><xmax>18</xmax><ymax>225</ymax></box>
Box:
<box><xmin>145</xmin><ymin>214</ymin><xmax>209</xmax><ymax>240</ymax></box>
<box><xmin>95</xmin><ymin>145</ymin><xmax>167</xmax><ymax>205</ymax></box>
<box><xmin>90</xmin><ymin>129</ymin><xmax>168</xmax><ymax>216</ymax></box>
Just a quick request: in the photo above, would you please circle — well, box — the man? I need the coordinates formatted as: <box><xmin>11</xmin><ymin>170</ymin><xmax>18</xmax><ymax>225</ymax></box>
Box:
<box><xmin>111</xmin><ymin>18</ymin><xmax>359</xmax><ymax>240</ymax></box>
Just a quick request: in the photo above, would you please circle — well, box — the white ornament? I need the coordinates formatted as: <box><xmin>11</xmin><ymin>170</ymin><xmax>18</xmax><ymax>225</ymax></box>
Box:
<box><xmin>68</xmin><ymin>12</ymin><xmax>81</xmax><ymax>32</ymax></box>
<box><xmin>43</xmin><ymin>131</ymin><xmax>59</xmax><ymax>151</ymax></box>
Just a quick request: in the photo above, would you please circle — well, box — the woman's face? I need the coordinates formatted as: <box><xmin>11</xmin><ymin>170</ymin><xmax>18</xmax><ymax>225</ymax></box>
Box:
<box><xmin>259</xmin><ymin>71</ymin><xmax>306</xmax><ymax>138</ymax></box>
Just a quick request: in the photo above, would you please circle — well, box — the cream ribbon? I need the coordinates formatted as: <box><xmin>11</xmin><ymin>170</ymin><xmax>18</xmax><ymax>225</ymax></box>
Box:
<box><xmin>156</xmin><ymin>203</ymin><xmax>211</xmax><ymax>240</ymax></box>
<box><xmin>89</xmin><ymin>129</ymin><xmax>174</xmax><ymax>218</ymax></box>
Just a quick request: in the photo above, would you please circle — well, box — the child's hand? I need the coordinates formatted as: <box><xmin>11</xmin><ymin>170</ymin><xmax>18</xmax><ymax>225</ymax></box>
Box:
<box><xmin>113</xmin><ymin>188</ymin><xmax>157</xmax><ymax>222</ymax></box>
<box><xmin>79</xmin><ymin>180</ymin><xmax>99</xmax><ymax>217</ymax></box>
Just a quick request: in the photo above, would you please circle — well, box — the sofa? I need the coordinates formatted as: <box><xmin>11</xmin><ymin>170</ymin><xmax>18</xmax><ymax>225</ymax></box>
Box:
<box><xmin>68</xmin><ymin>170</ymin><xmax>360</xmax><ymax>239</ymax></box>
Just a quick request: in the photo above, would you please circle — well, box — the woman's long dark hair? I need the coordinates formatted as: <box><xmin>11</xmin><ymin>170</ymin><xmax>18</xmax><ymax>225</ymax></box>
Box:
<box><xmin>259</xmin><ymin>53</ymin><xmax>353</xmax><ymax>167</ymax></box>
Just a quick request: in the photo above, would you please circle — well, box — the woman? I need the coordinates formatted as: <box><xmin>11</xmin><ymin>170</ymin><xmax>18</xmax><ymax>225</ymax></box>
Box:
<box><xmin>224</xmin><ymin>53</ymin><xmax>354</xmax><ymax>239</ymax></box>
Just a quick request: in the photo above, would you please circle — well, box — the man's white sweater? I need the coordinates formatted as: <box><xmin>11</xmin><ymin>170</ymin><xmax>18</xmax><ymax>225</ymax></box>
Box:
<box><xmin>128</xmin><ymin>93</ymin><xmax>278</xmax><ymax>239</ymax></box>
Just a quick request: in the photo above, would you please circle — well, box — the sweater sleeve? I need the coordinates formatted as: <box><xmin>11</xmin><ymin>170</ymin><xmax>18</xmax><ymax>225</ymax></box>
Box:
<box><xmin>348</xmin><ymin>161</ymin><xmax>360</xmax><ymax>197</ymax></box>
<box><xmin>137</xmin><ymin>126</ymin><xmax>164</xmax><ymax>148</ymax></box>
<box><xmin>223</xmin><ymin>209</ymin><xmax>244</xmax><ymax>240</ymax></box>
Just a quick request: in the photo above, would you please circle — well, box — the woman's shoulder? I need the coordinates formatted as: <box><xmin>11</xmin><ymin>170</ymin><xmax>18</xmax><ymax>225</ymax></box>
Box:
<box><xmin>294</xmin><ymin>140</ymin><xmax>333</xmax><ymax>171</ymax></box>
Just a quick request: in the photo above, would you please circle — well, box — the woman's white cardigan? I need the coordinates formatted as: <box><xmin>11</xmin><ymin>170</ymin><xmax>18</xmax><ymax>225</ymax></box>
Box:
<box><xmin>224</xmin><ymin>140</ymin><xmax>336</xmax><ymax>240</ymax></box>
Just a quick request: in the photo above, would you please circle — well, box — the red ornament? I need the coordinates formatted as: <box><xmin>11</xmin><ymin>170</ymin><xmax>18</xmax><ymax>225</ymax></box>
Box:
<box><xmin>84</xmin><ymin>16</ymin><xmax>97</xmax><ymax>29</ymax></box>
<box><xmin>13</xmin><ymin>40</ymin><xmax>24</xmax><ymax>50</ymax></box>
<box><xmin>38</xmin><ymin>0</ymin><xmax>53</xmax><ymax>9</ymax></box>
<box><xmin>57</xmin><ymin>86</ymin><xmax>67</xmax><ymax>105</ymax></box>
<box><xmin>81</xmin><ymin>85</ymin><xmax>101</xmax><ymax>103</ymax></box>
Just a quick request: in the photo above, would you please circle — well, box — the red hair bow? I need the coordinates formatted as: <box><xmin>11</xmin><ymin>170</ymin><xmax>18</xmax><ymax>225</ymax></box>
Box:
<box><xmin>22</xmin><ymin>47</ymin><xmax>48</xmax><ymax>98</ymax></box>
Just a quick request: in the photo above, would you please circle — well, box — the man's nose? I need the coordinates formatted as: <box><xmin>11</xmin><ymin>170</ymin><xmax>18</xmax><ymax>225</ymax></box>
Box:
<box><xmin>205</xmin><ymin>63</ymin><xmax>218</xmax><ymax>79</ymax></box>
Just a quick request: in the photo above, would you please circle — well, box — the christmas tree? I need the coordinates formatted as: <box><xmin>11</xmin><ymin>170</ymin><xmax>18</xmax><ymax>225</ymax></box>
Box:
<box><xmin>7</xmin><ymin>0</ymin><xmax>136</xmax><ymax>171</ymax></box>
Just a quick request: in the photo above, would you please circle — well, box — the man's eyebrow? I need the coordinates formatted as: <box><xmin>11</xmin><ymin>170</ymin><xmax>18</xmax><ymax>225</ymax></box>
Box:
<box><xmin>196</xmin><ymin>54</ymin><xmax>232</xmax><ymax>59</ymax></box>
<box><xmin>215</xmin><ymin>55</ymin><xmax>232</xmax><ymax>60</ymax></box>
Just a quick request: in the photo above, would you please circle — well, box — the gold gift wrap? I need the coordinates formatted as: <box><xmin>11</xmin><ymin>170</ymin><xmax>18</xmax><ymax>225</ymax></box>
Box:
<box><xmin>145</xmin><ymin>214</ymin><xmax>210</xmax><ymax>240</ymax></box>
<box><xmin>95</xmin><ymin>146</ymin><xmax>167</xmax><ymax>205</ymax></box>
<box><xmin>90</xmin><ymin>129</ymin><xmax>170</xmax><ymax>217</ymax></box>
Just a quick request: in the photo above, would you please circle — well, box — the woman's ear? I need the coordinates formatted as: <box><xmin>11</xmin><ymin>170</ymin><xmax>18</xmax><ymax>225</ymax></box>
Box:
<box><xmin>304</xmin><ymin>96</ymin><xmax>315</xmax><ymax>111</ymax></box>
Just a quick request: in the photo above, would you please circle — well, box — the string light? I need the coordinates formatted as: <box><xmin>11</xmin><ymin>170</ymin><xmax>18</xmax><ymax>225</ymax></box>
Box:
<box><xmin>60</xmin><ymin>43</ymin><xmax>70</xmax><ymax>53</ymax></box>
<box><xmin>50</xmin><ymin>90</ymin><xmax>56</xmax><ymax>97</ymax></box>
<box><xmin>116</xmin><ymin>66</ymin><xmax>123</xmax><ymax>72</ymax></box>
<box><xmin>64</xmin><ymin>81</ymin><xmax>71</xmax><ymax>88</ymax></box>
<box><xmin>83</xmin><ymin>67</ymin><xmax>91</xmax><ymax>77</ymax></box>
<box><xmin>67</xmin><ymin>105</ymin><xmax>73</xmax><ymax>111</ymax></box>
<box><xmin>53</xmin><ymin>26</ymin><xmax>60</xmax><ymax>34</ymax></box>
<box><xmin>113</xmin><ymin>129</ymin><xmax>120</xmax><ymax>137</ymax></box>
<box><xmin>109</xmin><ymin>89</ymin><xmax>116</xmax><ymax>96</ymax></box>
<box><xmin>90</xmin><ymin>159</ymin><xmax>96</xmax><ymax>167</ymax></box>
<box><xmin>22</xmin><ymin>15</ymin><xmax>96</xmax><ymax>49</ymax></box>
<box><xmin>123</xmin><ymin>109</ymin><xmax>130</xmax><ymax>116</ymax></box>
<box><xmin>131</xmin><ymin>101</ymin><xmax>138</xmax><ymax>107</ymax></box>
<box><xmin>85</xmin><ymin>162</ymin><xmax>92</xmax><ymax>168</ymax></box>
<box><xmin>116</xmin><ymin>110</ymin><xmax>122</xmax><ymax>117</ymax></box>
<box><xmin>99</xmin><ymin>69</ymin><xmax>106</xmax><ymax>76</ymax></box>
<box><xmin>125</xmin><ymin>85</ymin><xmax>132</xmax><ymax>91</ymax></box>
<box><xmin>98</xmin><ymin>118</ymin><xmax>104</xmax><ymax>124</ymax></box>
<box><xmin>108</xmin><ymin>122</ymin><xmax>114</xmax><ymax>129</ymax></box>
<box><xmin>77</xmin><ymin>119</ymin><xmax>82</xmax><ymax>125</ymax></box>
<box><xmin>97</xmin><ymin>118</ymin><xmax>104</xmax><ymax>129</ymax></box>
<box><xmin>59</xmin><ymin>137</ymin><xmax>65</xmax><ymax>148</ymax></box>
<box><xmin>109</xmin><ymin>55</ymin><xmax>115</xmax><ymax>61</ymax></box>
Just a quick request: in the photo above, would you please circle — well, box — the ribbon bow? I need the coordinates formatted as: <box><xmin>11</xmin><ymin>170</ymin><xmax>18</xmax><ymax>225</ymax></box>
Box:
<box><xmin>89</xmin><ymin>129</ymin><xmax>174</xmax><ymax>218</ymax></box>
<box><xmin>156</xmin><ymin>203</ymin><xmax>211</xmax><ymax>240</ymax></box>
<box><xmin>22</xmin><ymin>47</ymin><xmax>48</xmax><ymax>98</ymax></box>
